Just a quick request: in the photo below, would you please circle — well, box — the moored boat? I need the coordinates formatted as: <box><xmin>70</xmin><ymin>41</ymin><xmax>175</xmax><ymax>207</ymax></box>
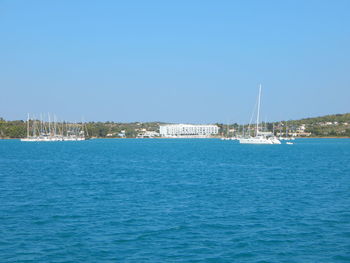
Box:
<box><xmin>239</xmin><ymin>85</ymin><xmax>281</xmax><ymax>145</ymax></box>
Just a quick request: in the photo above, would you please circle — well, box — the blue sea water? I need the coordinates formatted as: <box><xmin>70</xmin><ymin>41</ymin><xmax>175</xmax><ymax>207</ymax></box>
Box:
<box><xmin>0</xmin><ymin>138</ymin><xmax>350</xmax><ymax>263</ymax></box>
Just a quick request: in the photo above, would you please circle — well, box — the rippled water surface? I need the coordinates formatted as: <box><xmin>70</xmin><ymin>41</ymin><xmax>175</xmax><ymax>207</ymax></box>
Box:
<box><xmin>1</xmin><ymin>139</ymin><xmax>350</xmax><ymax>262</ymax></box>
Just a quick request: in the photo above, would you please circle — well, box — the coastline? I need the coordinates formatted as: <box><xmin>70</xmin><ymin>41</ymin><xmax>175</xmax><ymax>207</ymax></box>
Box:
<box><xmin>2</xmin><ymin>136</ymin><xmax>350</xmax><ymax>140</ymax></box>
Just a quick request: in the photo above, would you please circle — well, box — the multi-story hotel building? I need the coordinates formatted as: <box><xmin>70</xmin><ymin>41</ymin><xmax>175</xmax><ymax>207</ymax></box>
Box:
<box><xmin>159</xmin><ymin>124</ymin><xmax>219</xmax><ymax>137</ymax></box>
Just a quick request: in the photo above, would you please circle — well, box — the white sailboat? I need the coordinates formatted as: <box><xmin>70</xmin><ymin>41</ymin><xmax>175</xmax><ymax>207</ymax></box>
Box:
<box><xmin>21</xmin><ymin>113</ymin><xmax>87</xmax><ymax>142</ymax></box>
<box><xmin>239</xmin><ymin>85</ymin><xmax>281</xmax><ymax>145</ymax></box>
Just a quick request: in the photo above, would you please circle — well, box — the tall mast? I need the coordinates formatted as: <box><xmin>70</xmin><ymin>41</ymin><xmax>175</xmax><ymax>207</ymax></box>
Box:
<box><xmin>27</xmin><ymin>113</ymin><xmax>30</xmax><ymax>138</ymax></box>
<box><xmin>227</xmin><ymin>121</ymin><xmax>229</xmax><ymax>138</ymax></box>
<box><xmin>40</xmin><ymin>113</ymin><xmax>43</xmax><ymax>135</ymax></box>
<box><xmin>48</xmin><ymin>113</ymin><xmax>51</xmax><ymax>136</ymax></box>
<box><xmin>33</xmin><ymin>114</ymin><xmax>36</xmax><ymax>137</ymax></box>
<box><xmin>256</xmin><ymin>84</ymin><xmax>262</xmax><ymax>136</ymax></box>
<box><xmin>54</xmin><ymin>115</ymin><xmax>57</xmax><ymax>136</ymax></box>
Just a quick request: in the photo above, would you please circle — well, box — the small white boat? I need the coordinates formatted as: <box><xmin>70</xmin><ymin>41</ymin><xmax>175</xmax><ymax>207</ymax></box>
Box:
<box><xmin>286</xmin><ymin>142</ymin><xmax>293</xmax><ymax>145</ymax></box>
<box><xmin>20</xmin><ymin>138</ymin><xmax>38</xmax><ymax>142</ymax></box>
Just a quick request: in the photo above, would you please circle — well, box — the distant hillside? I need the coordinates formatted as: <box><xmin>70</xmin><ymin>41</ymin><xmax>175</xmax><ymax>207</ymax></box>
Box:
<box><xmin>283</xmin><ymin>113</ymin><xmax>350</xmax><ymax>125</ymax></box>
<box><xmin>280</xmin><ymin>113</ymin><xmax>350</xmax><ymax>137</ymax></box>
<box><xmin>1</xmin><ymin>113</ymin><xmax>350</xmax><ymax>138</ymax></box>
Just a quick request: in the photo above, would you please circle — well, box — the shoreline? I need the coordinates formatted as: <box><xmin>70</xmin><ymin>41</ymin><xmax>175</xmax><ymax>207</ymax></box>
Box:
<box><xmin>1</xmin><ymin>137</ymin><xmax>350</xmax><ymax>140</ymax></box>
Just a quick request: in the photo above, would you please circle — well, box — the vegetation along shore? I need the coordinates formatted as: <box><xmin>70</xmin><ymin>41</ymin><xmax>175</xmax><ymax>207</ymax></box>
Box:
<box><xmin>1</xmin><ymin>113</ymin><xmax>350</xmax><ymax>139</ymax></box>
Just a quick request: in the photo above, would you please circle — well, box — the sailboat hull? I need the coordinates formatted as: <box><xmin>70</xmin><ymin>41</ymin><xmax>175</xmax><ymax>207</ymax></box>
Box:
<box><xmin>239</xmin><ymin>136</ymin><xmax>281</xmax><ymax>144</ymax></box>
<box><xmin>239</xmin><ymin>138</ymin><xmax>273</xmax><ymax>144</ymax></box>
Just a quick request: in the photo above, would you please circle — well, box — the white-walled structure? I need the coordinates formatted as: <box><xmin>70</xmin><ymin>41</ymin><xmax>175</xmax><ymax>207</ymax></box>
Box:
<box><xmin>159</xmin><ymin>124</ymin><xmax>219</xmax><ymax>137</ymax></box>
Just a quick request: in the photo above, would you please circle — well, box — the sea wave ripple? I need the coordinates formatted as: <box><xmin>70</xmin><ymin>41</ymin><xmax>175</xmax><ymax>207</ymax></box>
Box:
<box><xmin>0</xmin><ymin>138</ymin><xmax>350</xmax><ymax>262</ymax></box>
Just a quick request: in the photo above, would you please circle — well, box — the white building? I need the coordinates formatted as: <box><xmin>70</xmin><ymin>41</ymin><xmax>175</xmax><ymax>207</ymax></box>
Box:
<box><xmin>159</xmin><ymin>124</ymin><xmax>219</xmax><ymax>137</ymax></box>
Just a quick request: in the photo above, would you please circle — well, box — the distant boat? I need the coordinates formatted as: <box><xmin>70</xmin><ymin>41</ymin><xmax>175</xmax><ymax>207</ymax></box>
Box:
<box><xmin>239</xmin><ymin>136</ymin><xmax>279</xmax><ymax>144</ymax></box>
<box><xmin>21</xmin><ymin>113</ymin><xmax>87</xmax><ymax>142</ymax></box>
<box><xmin>239</xmin><ymin>85</ymin><xmax>281</xmax><ymax>145</ymax></box>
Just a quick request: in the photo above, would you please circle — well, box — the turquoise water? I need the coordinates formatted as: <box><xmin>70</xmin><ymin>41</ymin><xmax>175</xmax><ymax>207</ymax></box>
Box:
<box><xmin>0</xmin><ymin>139</ymin><xmax>350</xmax><ymax>262</ymax></box>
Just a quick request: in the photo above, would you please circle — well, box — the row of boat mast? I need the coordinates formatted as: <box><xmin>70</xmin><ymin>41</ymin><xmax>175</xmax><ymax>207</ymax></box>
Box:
<box><xmin>22</xmin><ymin>113</ymin><xmax>87</xmax><ymax>142</ymax></box>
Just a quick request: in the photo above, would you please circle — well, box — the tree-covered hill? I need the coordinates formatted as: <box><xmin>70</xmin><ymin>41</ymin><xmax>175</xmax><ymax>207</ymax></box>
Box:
<box><xmin>0</xmin><ymin>118</ymin><xmax>164</xmax><ymax>138</ymax></box>
<box><xmin>281</xmin><ymin>113</ymin><xmax>350</xmax><ymax>125</ymax></box>
<box><xmin>280</xmin><ymin>113</ymin><xmax>350</xmax><ymax>137</ymax></box>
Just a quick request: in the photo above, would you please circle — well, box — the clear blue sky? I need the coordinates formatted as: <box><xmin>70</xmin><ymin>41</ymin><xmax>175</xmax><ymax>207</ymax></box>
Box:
<box><xmin>1</xmin><ymin>0</ymin><xmax>349</xmax><ymax>123</ymax></box>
